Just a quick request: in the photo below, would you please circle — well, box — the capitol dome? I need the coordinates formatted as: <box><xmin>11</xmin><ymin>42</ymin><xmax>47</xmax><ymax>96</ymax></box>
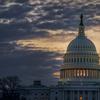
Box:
<box><xmin>67</xmin><ymin>36</ymin><xmax>97</xmax><ymax>53</ymax></box>
<box><xmin>67</xmin><ymin>14</ymin><xmax>97</xmax><ymax>53</ymax></box>
<box><xmin>60</xmin><ymin>14</ymin><xmax>100</xmax><ymax>84</ymax></box>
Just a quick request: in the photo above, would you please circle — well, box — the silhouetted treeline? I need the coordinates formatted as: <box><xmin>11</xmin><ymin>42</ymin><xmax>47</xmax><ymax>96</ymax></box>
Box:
<box><xmin>0</xmin><ymin>76</ymin><xmax>26</xmax><ymax>100</ymax></box>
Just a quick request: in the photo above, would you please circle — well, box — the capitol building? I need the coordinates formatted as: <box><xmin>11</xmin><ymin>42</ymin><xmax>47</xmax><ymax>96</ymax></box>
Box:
<box><xmin>18</xmin><ymin>14</ymin><xmax>100</xmax><ymax>100</ymax></box>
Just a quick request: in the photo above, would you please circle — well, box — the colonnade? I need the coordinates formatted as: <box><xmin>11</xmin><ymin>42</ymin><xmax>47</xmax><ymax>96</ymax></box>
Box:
<box><xmin>60</xmin><ymin>69</ymin><xmax>100</xmax><ymax>79</ymax></box>
<box><xmin>62</xmin><ymin>90</ymin><xmax>98</xmax><ymax>100</ymax></box>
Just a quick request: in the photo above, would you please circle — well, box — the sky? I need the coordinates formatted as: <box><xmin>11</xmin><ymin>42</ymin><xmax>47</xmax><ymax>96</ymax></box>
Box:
<box><xmin>0</xmin><ymin>0</ymin><xmax>100</xmax><ymax>85</ymax></box>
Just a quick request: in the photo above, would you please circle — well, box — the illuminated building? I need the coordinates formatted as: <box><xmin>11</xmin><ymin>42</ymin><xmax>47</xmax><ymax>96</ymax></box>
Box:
<box><xmin>20</xmin><ymin>14</ymin><xmax>100</xmax><ymax>100</ymax></box>
<box><xmin>58</xmin><ymin>14</ymin><xmax>100</xmax><ymax>100</ymax></box>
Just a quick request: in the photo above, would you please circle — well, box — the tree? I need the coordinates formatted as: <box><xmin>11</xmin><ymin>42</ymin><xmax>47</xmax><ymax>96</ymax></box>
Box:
<box><xmin>0</xmin><ymin>76</ymin><xmax>21</xmax><ymax>100</ymax></box>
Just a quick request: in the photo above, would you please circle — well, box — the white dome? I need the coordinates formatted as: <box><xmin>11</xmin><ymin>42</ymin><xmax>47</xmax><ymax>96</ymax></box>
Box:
<box><xmin>67</xmin><ymin>35</ymin><xmax>97</xmax><ymax>53</ymax></box>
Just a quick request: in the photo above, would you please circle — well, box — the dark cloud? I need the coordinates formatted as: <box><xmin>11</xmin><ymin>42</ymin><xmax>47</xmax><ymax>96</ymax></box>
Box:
<box><xmin>0</xmin><ymin>43</ymin><xmax>62</xmax><ymax>85</ymax></box>
<box><xmin>0</xmin><ymin>0</ymin><xmax>99</xmax><ymax>41</ymax></box>
<box><xmin>0</xmin><ymin>0</ymin><xmax>28</xmax><ymax>4</ymax></box>
<box><xmin>0</xmin><ymin>4</ymin><xmax>32</xmax><ymax>18</ymax></box>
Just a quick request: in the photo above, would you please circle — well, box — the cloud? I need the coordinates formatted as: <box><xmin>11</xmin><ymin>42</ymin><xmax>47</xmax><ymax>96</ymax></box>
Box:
<box><xmin>0</xmin><ymin>0</ymin><xmax>100</xmax><ymax>85</ymax></box>
<box><xmin>0</xmin><ymin>44</ymin><xmax>63</xmax><ymax>85</ymax></box>
<box><xmin>0</xmin><ymin>0</ymin><xmax>99</xmax><ymax>41</ymax></box>
<box><xmin>0</xmin><ymin>0</ymin><xmax>28</xmax><ymax>5</ymax></box>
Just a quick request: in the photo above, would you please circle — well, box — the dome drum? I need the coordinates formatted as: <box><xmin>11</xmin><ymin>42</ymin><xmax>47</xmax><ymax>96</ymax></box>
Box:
<box><xmin>63</xmin><ymin>54</ymin><xmax>99</xmax><ymax>67</ymax></box>
<box><xmin>60</xmin><ymin>68</ymin><xmax>100</xmax><ymax>80</ymax></box>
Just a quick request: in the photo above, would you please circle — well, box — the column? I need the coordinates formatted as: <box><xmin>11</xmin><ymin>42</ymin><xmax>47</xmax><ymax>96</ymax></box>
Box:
<box><xmin>64</xmin><ymin>70</ymin><xmax>66</xmax><ymax>79</ymax></box>
<box><xmin>69</xmin><ymin>70</ymin><xmax>70</xmax><ymax>79</ymax></box>
<box><xmin>70</xmin><ymin>91</ymin><xmax>73</xmax><ymax>100</ymax></box>
<box><xmin>74</xmin><ymin>69</ymin><xmax>76</xmax><ymax>78</ymax></box>
<box><xmin>88</xmin><ymin>91</ymin><xmax>92</xmax><ymax>100</ymax></box>
<box><xmin>89</xmin><ymin>70</ymin><xmax>91</xmax><ymax>79</ymax></box>
<box><xmin>72</xmin><ymin>90</ymin><xmax>74</xmax><ymax>100</ymax></box>
<box><xmin>62</xmin><ymin>90</ymin><xmax>65</xmax><ymax>100</ymax></box>
<box><xmin>62</xmin><ymin>70</ymin><xmax>64</xmax><ymax>79</ymax></box>
<box><xmin>98</xmin><ymin>89</ymin><xmax>100</xmax><ymax>100</ymax></box>
<box><xmin>67</xmin><ymin>70</ymin><xmax>69</xmax><ymax>79</ymax></box>
<box><xmin>83</xmin><ymin>91</ymin><xmax>85</xmax><ymax>100</ymax></box>
<box><xmin>78</xmin><ymin>91</ymin><xmax>79</xmax><ymax>100</ymax></box>
<box><xmin>60</xmin><ymin>70</ymin><xmax>62</xmax><ymax>79</ymax></box>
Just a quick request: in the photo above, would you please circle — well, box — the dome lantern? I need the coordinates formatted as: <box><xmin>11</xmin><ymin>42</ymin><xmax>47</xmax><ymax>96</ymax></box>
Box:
<box><xmin>78</xmin><ymin>14</ymin><xmax>85</xmax><ymax>37</ymax></box>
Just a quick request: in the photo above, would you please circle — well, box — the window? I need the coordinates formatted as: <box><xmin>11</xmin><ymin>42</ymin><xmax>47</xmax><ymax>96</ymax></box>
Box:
<box><xmin>67</xmin><ymin>96</ymin><xmax>70</xmax><ymax>100</ymax></box>
<box><xmin>69</xmin><ymin>70</ymin><xmax>71</xmax><ymax>78</ymax></box>
<box><xmin>65</xmin><ymin>70</ymin><xmax>67</xmax><ymax>78</ymax></box>
<box><xmin>85</xmin><ymin>91</ymin><xmax>88</xmax><ymax>95</ymax></box>
<box><xmin>74</xmin><ymin>70</ymin><xmax>76</xmax><ymax>77</ymax></box>
<box><xmin>86</xmin><ymin>70</ymin><xmax>89</xmax><ymax>77</ymax></box>
<box><xmin>77</xmin><ymin>70</ymin><xmax>80</xmax><ymax>76</ymax></box>
<box><xmin>80</xmin><ymin>70</ymin><xmax>83</xmax><ymax>76</ymax></box>
<box><xmin>55</xmin><ymin>97</ymin><xmax>58</xmax><ymax>100</ymax></box>
<box><xmin>74</xmin><ymin>58</ymin><xmax>76</xmax><ymax>62</ymax></box>
<box><xmin>83</xmin><ymin>70</ymin><xmax>85</xmax><ymax>77</ymax></box>
<box><xmin>72</xmin><ymin>58</ymin><xmax>73</xmax><ymax>62</ymax></box>
<box><xmin>77</xmin><ymin>58</ymin><xmax>79</xmax><ymax>62</ymax></box>
<box><xmin>75</xmin><ymin>97</ymin><xmax>77</xmax><ymax>100</ymax></box>
<box><xmin>80</xmin><ymin>96</ymin><xmax>83</xmax><ymax>100</ymax></box>
<box><xmin>92</xmin><ymin>91</ymin><xmax>95</xmax><ymax>100</ymax></box>
<box><xmin>89</xmin><ymin>58</ymin><xmax>91</xmax><ymax>62</ymax></box>
<box><xmin>67</xmin><ymin>91</ymin><xmax>70</xmax><ymax>95</ymax></box>
<box><xmin>80</xmin><ymin>58</ymin><xmax>82</xmax><ymax>62</ymax></box>
<box><xmin>80</xmin><ymin>91</ymin><xmax>82</xmax><ymax>95</ymax></box>
<box><xmin>87</xmin><ymin>58</ymin><xmax>89</xmax><ymax>62</ymax></box>
<box><xmin>84</xmin><ymin>58</ymin><xmax>85</xmax><ymax>62</ymax></box>
<box><xmin>74</xmin><ymin>91</ymin><xmax>77</xmax><ymax>95</ymax></box>
<box><xmin>69</xmin><ymin>58</ymin><xmax>70</xmax><ymax>62</ymax></box>
<box><xmin>86</xmin><ymin>96</ymin><xmax>88</xmax><ymax>100</ymax></box>
<box><xmin>66</xmin><ymin>70</ymin><xmax>68</xmax><ymax>78</ymax></box>
<box><xmin>41</xmin><ymin>93</ymin><xmax>44</xmax><ymax>95</ymax></box>
<box><xmin>91</xmin><ymin>70</ymin><xmax>94</xmax><ymax>77</ymax></box>
<box><xmin>35</xmin><ymin>93</ymin><xmax>37</xmax><ymax>96</ymax></box>
<box><xmin>92</xmin><ymin>98</ymin><xmax>95</xmax><ymax>100</ymax></box>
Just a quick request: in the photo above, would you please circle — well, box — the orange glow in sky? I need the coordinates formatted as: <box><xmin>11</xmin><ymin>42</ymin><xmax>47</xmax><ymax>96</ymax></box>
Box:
<box><xmin>16</xmin><ymin>25</ymin><xmax>100</xmax><ymax>53</ymax></box>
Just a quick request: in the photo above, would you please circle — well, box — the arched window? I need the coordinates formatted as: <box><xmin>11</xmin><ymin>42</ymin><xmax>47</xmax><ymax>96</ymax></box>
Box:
<box><xmin>55</xmin><ymin>97</ymin><xmax>58</xmax><ymax>100</ymax></box>
<box><xmin>91</xmin><ymin>70</ymin><xmax>94</xmax><ymax>78</ymax></box>
<box><xmin>80</xmin><ymin>70</ymin><xmax>83</xmax><ymax>76</ymax></box>
<box><xmin>67</xmin><ymin>70</ymin><xmax>68</xmax><ymax>78</ymax></box>
<box><xmin>63</xmin><ymin>71</ymin><xmax>66</xmax><ymax>78</ymax></box>
<box><xmin>92</xmin><ymin>91</ymin><xmax>96</xmax><ymax>100</ymax></box>
<box><xmin>77</xmin><ymin>58</ymin><xmax>79</xmax><ymax>62</ymax></box>
<box><xmin>77</xmin><ymin>70</ymin><xmax>80</xmax><ymax>76</ymax></box>
<box><xmin>85</xmin><ymin>96</ymin><xmax>88</xmax><ymax>100</ymax></box>
<box><xmin>72</xmin><ymin>58</ymin><xmax>73</xmax><ymax>62</ymax></box>
<box><xmin>65</xmin><ymin>70</ymin><xmax>67</xmax><ymax>78</ymax></box>
<box><xmin>83</xmin><ymin>70</ymin><xmax>85</xmax><ymax>77</ymax></box>
<box><xmin>87</xmin><ymin>58</ymin><xmax>88</xmax><ymax>62</ymax></box>
<box><xmin>74</xmin><ymin>70</ymin><xmax>76</xmax><ymax>77</ymax></box>
<box><xmin>89</xmin><ymin>58</ymin><xmax>91</xmax><ymax>62</ymax></box>
<box><xmin>80</xmin><ymin>96</ymin><xmax>83</xmax><ymax>100</ymax></box>
<box><xmin>84</xmin><ymin>58</ymin><xmax>85</xmax><ymax>62</ymax></box>
<box><xmin>80</xmin><ymin>58</ymin><xmax>82</xmax><ymax>62</ymax></box>
<box><xmin>86</xmin><ymin>70</ymin><xmax>89</xmax><ymax>77</ymax></box>
<box><xmin>74</xmin><ymin>58</ymin><xmax>76</xmax><ymax>62</ymax></box>
<box><xmin>21</xmin><ymin>96</ymin><xmax>26</xmax><ymax>100</ymax></box>
<box><xmin>69</xmin><ymin>70</ymin><xmax>71</xmax><ymax>78</ymax></box>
